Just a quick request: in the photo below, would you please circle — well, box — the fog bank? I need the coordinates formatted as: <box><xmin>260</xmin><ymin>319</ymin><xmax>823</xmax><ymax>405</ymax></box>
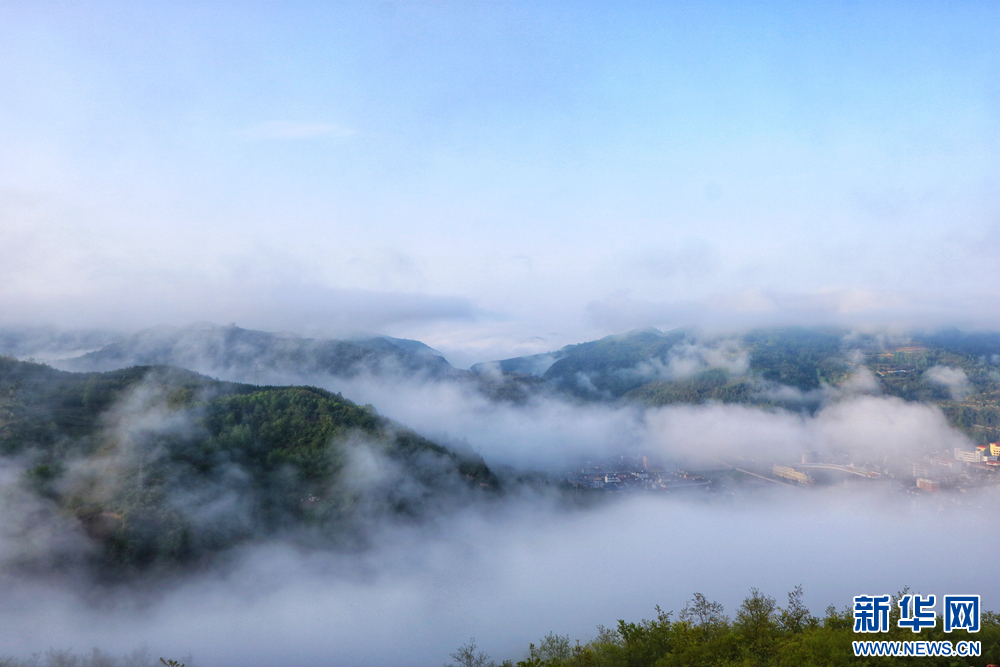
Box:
<box><xmin>0</xmin><ymin>488</ymin><xmax>992</xmax><ymax>666</ymax></box>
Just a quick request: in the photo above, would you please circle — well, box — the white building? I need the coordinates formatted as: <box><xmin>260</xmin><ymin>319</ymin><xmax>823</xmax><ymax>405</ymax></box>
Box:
<box><xmin>953</xmin><ymin>448</ymin><xmax>983</xmax><ymax>463</ymax></box>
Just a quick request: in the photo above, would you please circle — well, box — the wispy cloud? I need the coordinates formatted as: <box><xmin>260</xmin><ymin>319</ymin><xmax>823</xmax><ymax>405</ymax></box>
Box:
<box><xmin>585</xmin><ymin>288</ymin><xmax>1000</xmax><ymax>334</ymax></box>
<box><xmin>236</xmin><ymin>121</ymin><xmax>356</xmax><ymax>141</ymax></box>
<box><xmin>924</xmin><ymin>365</ymin><xmax>972</xmax><ymax>400</ymax></box>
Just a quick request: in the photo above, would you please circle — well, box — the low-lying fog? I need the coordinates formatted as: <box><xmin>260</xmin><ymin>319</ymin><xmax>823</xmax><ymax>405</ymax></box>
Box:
<box><xmin>269</xmin><ymin>361</ymin><xmax>970</xmax><ymax>471</ymax></box>
<box><xmin>1</xmin><ymin>488</ymin><xmax>992</xmax><ymax>666</ymax></box>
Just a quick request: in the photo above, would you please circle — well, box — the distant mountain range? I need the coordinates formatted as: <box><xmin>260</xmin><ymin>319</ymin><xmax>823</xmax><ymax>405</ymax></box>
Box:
<box><xmin>46</xmin><ymin>322</ymin><xmax>547</xmax><ymax>403</ymax></box>
<box><xmin>56</xmin><ymin>322</ymin><xmax>464</xmax><ymax>381</ymax></box>
<box><xmin>0</xmin><ymin>325</ymin><xmax>124</xmax><ymax>362</ymax></box>
<box><xmin>10</xmin><ymin>322</ymin><xmax>1000</xmax><ymax>442</ymax></box>
<box><xmin>42</xmin><ymin>323</ymin><xmax>857</xmax><ymax>402</ymax></box>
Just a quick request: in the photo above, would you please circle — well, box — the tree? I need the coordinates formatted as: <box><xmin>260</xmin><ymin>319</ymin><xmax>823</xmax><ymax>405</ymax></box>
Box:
<box><xmin>528</xmin><ymin>633</ymin><xmax>571</xmax><ymax>664</ymax></box>
<box><xmin>735</xmin><ymin>588</ymin><xmax>778</xmax><ymax>664</ymax></box>
<box><xmin>778</xmin><ymin>585</ymin><xmax>814</xmax><ymax>633</ymax></box>
<box><xmin>447</xmin><ymin>638</ymin><xmax>495</xmax><ymax>667</ymax></box>
<box><xmin>737</xmin><ymin>588</ymin><xmax>777</xmax><ymax>633</ymax></box>
<box><xmin>679</xmin><ymin>592</ymin><xmax>727</xmax><ymax>630</ymax></box>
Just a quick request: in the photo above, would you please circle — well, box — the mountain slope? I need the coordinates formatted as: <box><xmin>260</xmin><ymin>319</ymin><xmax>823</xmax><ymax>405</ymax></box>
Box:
<box><xmin>0</xmin><ymin>357</ymin><xmax>496</xmax><ymax>576</ymax></box>
<box><xmin>475</xmin><ymin>327</ymin><xmax>1000</xmax><ymax>443</ymax></box>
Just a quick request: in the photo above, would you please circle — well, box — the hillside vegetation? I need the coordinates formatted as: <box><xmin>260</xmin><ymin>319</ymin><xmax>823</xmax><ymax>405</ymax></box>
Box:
<box><xmin>0</xmin><ymin>357</ymin><xmax>496</xmax><ymax>577</ymax></box>
<box><xmin>482</xmin><ymin>327</ymin><xmax>1000</xmax><ymax>445</ymax></box>
<box><xmin>460</xmin><ymin>588</ymin><xmax>999</xmax><ymax>667</ymax></box>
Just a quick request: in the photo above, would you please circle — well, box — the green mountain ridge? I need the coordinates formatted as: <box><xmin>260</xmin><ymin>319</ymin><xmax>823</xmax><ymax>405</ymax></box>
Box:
<box><xmin>477</xmin><ymin>327</ymin><xmax>1000</xmax><ymax>443</ymax></box>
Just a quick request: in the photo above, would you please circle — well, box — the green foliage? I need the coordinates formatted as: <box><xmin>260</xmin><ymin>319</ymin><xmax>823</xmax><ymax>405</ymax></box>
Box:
<box><xmin>679</xmin><ymin>592</ymin><xmax>728</xmax><ymax>634</ymax></box>
<box><xmin>0</xmin><ymin>359</ymin><xmax>498</xmax><ymax>575</ymax></box>
<box><xmin>494</xmin><ymin>326</ymin><xmax>1000</xmax><ymax>442</ymax></box>
<box><xmin>734</xmin><ymin>588</ymin><xmax>779</xmax><ymax>664</ymax></box>
<box><xmin>743</xmin><ymin>328</ymin><xmax>847</xmax><ymax>391</ymax></box>
<box><xmin>541</xmin><ymin>329</ymin><xmax>689</xmax><ymax>398</ymax></box>
<box><xmin>493</xmin><ymin>587</ymin><xmax>1000</xmax><ymax>667</ymax></box>
<box><xmin>518</xmin><ymin>633</ymin><xmax>573</xmax><ymax>666</ymax></box>
<box><xmin>778</xmin><ymin>585</ymin><xmax>816</xmax><ymax>634</ymax></box>
<box><xmin>0</xmin><ymin>358</ymin><xmax>210</xmax><ymax>456</ymax></box>
<box><xmin>623</xmin><ymin>370</ymin><xmax>756</xmax><ymax>407</ymax></box>
<box><xmin>503</xmin><ymin>327</ymin><xmax>853</xmax><ymax>404</ymax></box>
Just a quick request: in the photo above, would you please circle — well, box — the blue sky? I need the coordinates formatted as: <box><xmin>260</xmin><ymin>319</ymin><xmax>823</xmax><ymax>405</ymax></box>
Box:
<box><xmin>2</xmin><ymin>1</ymin><xmax>998</xmax><ymax>365</ymax></box>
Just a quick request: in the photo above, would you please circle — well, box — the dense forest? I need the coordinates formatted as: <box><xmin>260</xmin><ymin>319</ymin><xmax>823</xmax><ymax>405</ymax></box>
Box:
<box><xmin>0</xmin><ymin>357</ymin><xmax>496</xmax><ymax>577</ymax></box>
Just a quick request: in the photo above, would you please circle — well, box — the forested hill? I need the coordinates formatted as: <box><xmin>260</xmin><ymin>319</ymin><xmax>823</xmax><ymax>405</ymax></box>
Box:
<box><xmin>474</xmin><ymin>327</ymin><xmax>1000</xmax><ymax>444</ymax></box>
<box><xmin>472</xmin><ymin>328</ymin><xmax>849</xmax><ymax>401</ymax></box>
<box><xmin>0</xmin><ymin>357</ymin><xmax>496</xmax><ymax>577</ymax></box>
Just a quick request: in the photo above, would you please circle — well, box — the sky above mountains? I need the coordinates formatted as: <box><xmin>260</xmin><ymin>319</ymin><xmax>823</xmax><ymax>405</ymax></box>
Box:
<box><xmin>2</xmin><ymin>2</ymin><xmax>998</xmax><ymax>366</ymax></box>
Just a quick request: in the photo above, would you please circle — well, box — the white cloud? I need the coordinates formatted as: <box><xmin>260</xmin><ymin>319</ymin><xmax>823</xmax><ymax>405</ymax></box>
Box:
<box><xmin>924</xmin><ymin>365</ymin><xmax>971</xmax><ymax>400</ymax></box>
<box><xmin>622</xmin><ymin>340</ymin><xmax>749</xmax><ymax>383</ymax></box>
<box><xmin>584</xmin><ymin>289</ymin><xmax>1000</xmax><ymax>338</ymax></box>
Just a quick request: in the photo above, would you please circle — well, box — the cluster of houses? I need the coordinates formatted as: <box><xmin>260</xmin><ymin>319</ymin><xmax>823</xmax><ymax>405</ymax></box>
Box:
<box><xmin>564</xmin><ymin>455</ymin><xmax>712</xmax><ymax>493</ymax></box>
<box><xmin>558</xmin><ymin>442</ymin><xmax>1000</xmax><ymax>496</ymax></box>
<box><xmin>913</xmin><ymin>442</ymin><xmax>1000</xmax><ymax>491</ymax></box>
